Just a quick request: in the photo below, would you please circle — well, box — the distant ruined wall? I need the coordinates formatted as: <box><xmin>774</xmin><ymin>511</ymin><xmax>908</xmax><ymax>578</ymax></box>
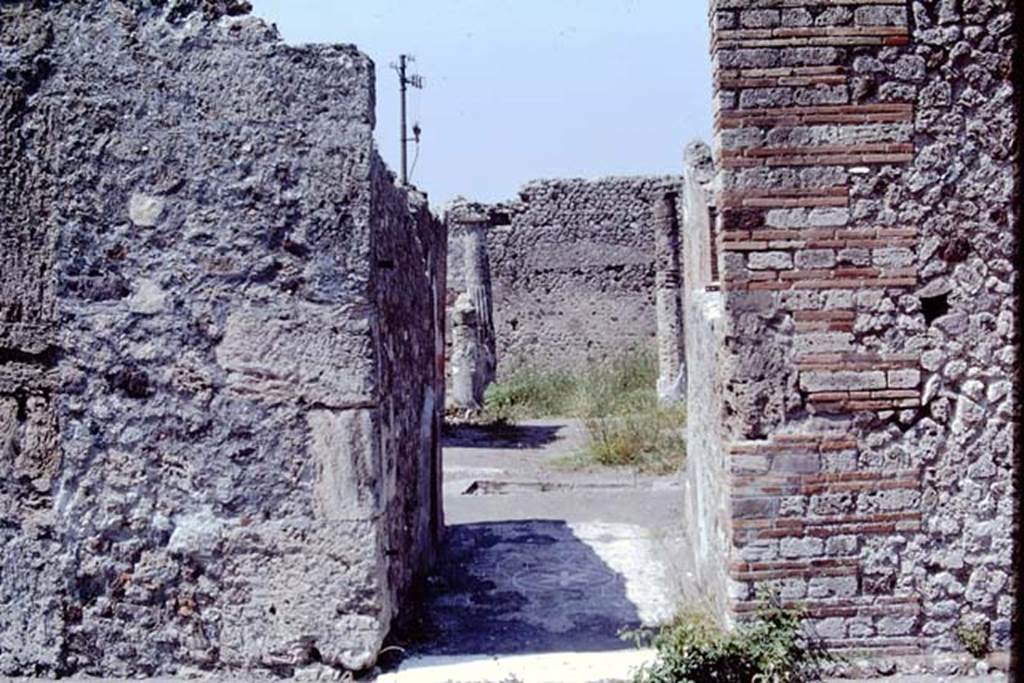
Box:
<box><xmin>448</xmin><ymin>176</ymin><xmax>682</xmax><ymax>379</ymax></box>
<box><xmin>702</xmin><ymin>0</ymin><xmax>1018</xmax><ymax>666</ymax></box>
<box><xmin>0</xmin><ymin>1</ymin><xmax>442</xmax><ymax>676</ymax></box>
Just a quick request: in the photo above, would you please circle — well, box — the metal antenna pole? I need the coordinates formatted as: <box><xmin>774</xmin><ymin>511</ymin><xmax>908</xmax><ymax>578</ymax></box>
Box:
<box><xmin>391</xmin><ymin>54</ymin><xmax>424</xmax><ymax>186</ymax></box>
<box><xmin>399</xmin><ymin>54</ymin><xmax>408</xmax><ymax>185</ymax></box>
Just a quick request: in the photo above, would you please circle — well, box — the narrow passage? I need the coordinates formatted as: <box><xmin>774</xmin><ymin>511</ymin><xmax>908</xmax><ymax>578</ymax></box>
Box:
<box><xmin>383</xmin><ymin>419</ymin><xmax>687</xmax><ymax>682</ymax></box>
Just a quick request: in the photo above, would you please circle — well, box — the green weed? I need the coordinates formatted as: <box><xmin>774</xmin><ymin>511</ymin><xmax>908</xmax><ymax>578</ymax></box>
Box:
<box><xmin>482</xmin><ymin>352</ymin><xmax>685</xmax><ymax>473</ymax></box>
<box><xmin>956</xmin><ymin>619</ymin><xmax>991</xmax><ymax>659</ymax></box>
<box><xmin>627</xmin><ymin>595</ymin><xmax>832</xmax><ymax>683</ymax></box>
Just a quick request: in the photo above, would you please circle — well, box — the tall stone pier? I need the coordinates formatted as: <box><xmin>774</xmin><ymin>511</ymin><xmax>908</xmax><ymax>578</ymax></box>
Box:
<box><xmin>654</xmin><ymin>186</ymin><xmax>686</xmax><ymax>404</ymax></box>
<box><xmin>445</xmin><ymin>204</ymin><xmax>496</xmax><ymax>411</ymax></box>
<box><xmin>0</xmin><ymin>1</ymin><xmax>444</xmax><ymax>676</ymax></box>
<box><xmin>684</xmin><ymin>0</ymin><xmax>1020</xmax><ymax>668</ymax></box>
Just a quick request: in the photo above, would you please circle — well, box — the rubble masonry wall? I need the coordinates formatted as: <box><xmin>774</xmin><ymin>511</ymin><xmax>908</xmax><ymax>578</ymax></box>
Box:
<box><xmin>702</xmin><ymin>0</ymin><xmax>1018</xmax><ymax>660</ymax></box>
<box><xmin>0</xmin><ymin>1</ymin><xmax>442</xmax><ymax>676</ymax></box>
<box><xmin>448</xmin><ymin>176</ymin><xmax>682</xmax><ymax>378</ymax></box>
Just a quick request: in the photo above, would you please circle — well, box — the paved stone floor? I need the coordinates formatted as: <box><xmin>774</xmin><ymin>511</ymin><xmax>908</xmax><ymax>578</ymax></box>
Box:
<box><xmin>380</xmin><ymin>418</ymin><xmax>687</xmax><ymax>682</ymax></box>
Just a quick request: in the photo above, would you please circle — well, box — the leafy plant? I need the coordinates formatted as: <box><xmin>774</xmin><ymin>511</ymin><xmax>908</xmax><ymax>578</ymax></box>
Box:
<box><xmin>629</xmin><ymin>595</ymin><xmax>832</xmax><ymax>683</ymax></box>
<box><xmin>956</xmin><ymin>619</ymin><xmax>991</xmax><ymax>659</ymax></box>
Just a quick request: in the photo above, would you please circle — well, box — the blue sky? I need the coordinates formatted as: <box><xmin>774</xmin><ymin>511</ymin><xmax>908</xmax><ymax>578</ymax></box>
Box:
<box><xmin>249</xmin><ymin>1</ymin><xmax>714</xmax><ymax>206</ymax></box>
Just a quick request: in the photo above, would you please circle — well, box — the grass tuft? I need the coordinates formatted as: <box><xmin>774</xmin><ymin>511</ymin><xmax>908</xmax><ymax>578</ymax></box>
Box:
<box><xmin>482</xmin><ymin>352</ymin><xmax>685</xmax><ymax>473</ymax></box>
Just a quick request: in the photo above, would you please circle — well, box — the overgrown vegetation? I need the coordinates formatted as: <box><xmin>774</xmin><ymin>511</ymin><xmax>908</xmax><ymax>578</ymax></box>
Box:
<box><xmin>580</xmin><ymin>404</ymin><xmax>685</xmax><ymax>473</ymax></box>
<box><xmin>956</xmin><ymin>619</ymin><xmax>991</xmax><ymax>659</ymax></box>
<box><xmin>482</xmin><ymin>367</ymin><xmax>580</xmax><ymax>422</ymax></box>
<box><xmin>627</xmin><ymin>597</ymin><xmax>832</xmax><ymax>683</ymax></box>
<box><xmin>482</xmin><ymin>353</ymin><xmax>685</xmax><ymax>473</ymax></box>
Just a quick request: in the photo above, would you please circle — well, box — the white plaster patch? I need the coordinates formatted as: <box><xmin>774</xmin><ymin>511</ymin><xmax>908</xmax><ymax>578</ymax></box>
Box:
<box><xmin>308</xmin><ymin>408</ymin><xmax>381</xmax><ymax>521</ymax></box>
<box><xmin>215</xmin><ymin>304</ymin><xmax>374</xmax><ymax>407</ymax></box>
<box><xmin>378</xmin><ymin>649</ymin><xmax>658</xmax><ymax>683</ymax></box>
<box><xmin>168</xmin><ymin>507</ymin><xmax>226</xmax><ymax>557</ymax></box>
<box><xmin>128</xmin><ymin>278</ymin><xmax>167</xmax><ymax>315</ymax></box>
<box><xmin>128</xmin><ymin>192</ymin><xmax>165</xmax><ymax>227</ymax></box>
<box><xmin>569</xmin><ymin>521</ymin><xmax>682</xmax><ymax>626</ymax></box>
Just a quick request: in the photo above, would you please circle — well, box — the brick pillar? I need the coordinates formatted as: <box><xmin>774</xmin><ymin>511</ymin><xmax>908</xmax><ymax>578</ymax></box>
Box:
<box><xmin>654</xmin><ymin>188</ymin><xmax>685</xmax><ymax>404</ymax></box>
<box><xmin>708</xmin><ymin>0</ymin><xmax>1018</xmax><ymax>665</ymax></box>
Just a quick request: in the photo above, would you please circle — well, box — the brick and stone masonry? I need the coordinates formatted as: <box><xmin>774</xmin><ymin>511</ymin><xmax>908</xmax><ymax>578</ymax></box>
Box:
<box><xmin>0</xmin><ymin>1</ymin><xmax>444</xmax><ymax>676</ymax></box>
<box><xmin>446</xmin><ymin>176</ymin><xmax>683</xmax><ymax>380</ymax></box>
<box><xmin>683</xmin><ymin>0</ymin><xmax>1019</xmax><ymax>662</ymax></box>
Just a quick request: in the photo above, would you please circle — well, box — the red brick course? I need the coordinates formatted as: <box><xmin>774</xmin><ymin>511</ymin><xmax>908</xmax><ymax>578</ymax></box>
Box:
<box><xmin>718</xmin><ymin>103</ymin><xmax>913</xmax><ymax>129</ymax></box>
<box><xmin>711</xmin><ymin>0</ymin><xmax>928</xmax><ymax>644</ymax></box>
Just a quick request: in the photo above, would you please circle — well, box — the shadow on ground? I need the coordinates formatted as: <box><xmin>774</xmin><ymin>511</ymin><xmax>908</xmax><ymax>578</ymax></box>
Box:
<box><xmin>442</xmin><ymin>422</ymin><xmax>565</xmax><ymax>450</ymax></box>
<box><xmin>392</xmin><ymin>520</ymin><xmax>641</xmax><ymax>656</ymax></box>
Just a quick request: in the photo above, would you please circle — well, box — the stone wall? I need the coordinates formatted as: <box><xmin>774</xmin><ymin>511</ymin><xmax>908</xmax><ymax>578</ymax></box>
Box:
<box><xmin>370</xmin><ymin>170</ymin><xmax>447</xmax><ymax>601</ymax></box>
<box><xmin>679</xmin><ymin>142</ymin><xmax>731</xmax><ymax>618</ymax></box>
<box><xmin>698</xmin><ymin>0</ymin><xmax>1019</xmax><ymax>664</ymax></box>
<box><xmin>448</xmin><ymin>176</ymin><xmax>682</xmax><ymax>378</ymax></box>
<box><xmin>0</xmin><ymin>1</ymin><xmax>443</xmax><ymax>676</ymax></box>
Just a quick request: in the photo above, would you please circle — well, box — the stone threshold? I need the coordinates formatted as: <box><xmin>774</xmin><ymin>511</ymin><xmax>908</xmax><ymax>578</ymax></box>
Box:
<box><xmin>374</xmin><ymin>650</ymin><xmax>658</xmax><ymax>683</ymax></box>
